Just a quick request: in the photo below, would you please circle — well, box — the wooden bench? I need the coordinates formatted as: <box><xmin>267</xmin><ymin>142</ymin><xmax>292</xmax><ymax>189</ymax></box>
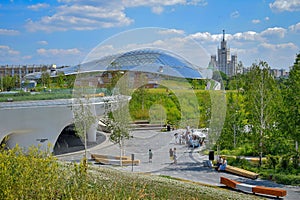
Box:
<box><xmin>252</xmin><ymin>186</ymin><xmax>287</xmax><ymax>198</ymax></box>
<box><xmin>225</xmin><ymin>165</ymin><xmax>259</xmax><ymax>179</ymax></box>
<box><xmin>94</xmin><ymin>157</ymin><xmax>140</xmax><ymax>166</ymax></box>
<box><xmin>220</xmin><ymin>177</ymin><xmax>287</xmax><ymax>198</ymax></box>
<box><xmin>91</xmin><ymin>154</ymin><xmax>140</xmax><ymax>166</ymax></box>
<box><xmin>91</xmin><ymin>154</ymin><xmax>131</xmax><ymax>160</ymax></box>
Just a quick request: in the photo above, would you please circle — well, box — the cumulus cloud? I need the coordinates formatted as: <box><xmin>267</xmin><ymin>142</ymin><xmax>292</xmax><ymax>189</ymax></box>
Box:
<box><xmin>0</xmin><ymin>45</ymin><xmax>19</xmax><ymax>55</ymax></box>
<box><xmin>233</xmin><ymin>31</ymin><xmax>262</xmax><ymax>41</ymax></box>
<box><xmin>269</xmin><ymin>0</ymin><xmax>300</xmax><ymax>12</ymax></box>
<box><xmin>261</xmin><ymin>27</ymin><xmax>287</xmax><ymax>38</ymax></box>
<box><xmin>289</xmin><ymin>22</ymin><xmax>300</xmax><ymax>33</ymax></box>
<box><xmin>26</xmin><ymin>4</ymin><xmax>134</xmax><ymax>32</ymax></box>
<box><xmin>37</xmin><ymin>48</ymin><xmax>81</xmax><ymax>56</ymax></box>
<box><xmin>0</xmin><ymin>28</ymin><xmax>19</xmax><ymax>35</ymax></box>
<box><xmin>25</xmin><ymin>0</ymin><xmax>207</xmax><ymax>32</ymax></box>
<box><xmin>259</xmin><ymin>42</ymin><xmax>298</xmax><ymax>50</ymax></box>
<box><xmin>158</xmin><ymin>29</ymin><xmax>185</xmax><ymax>35</ymax></box>
<box><xmin>189</xmin><ymin>32</ymin><xmax>221</xmax><ymax>42</ymax></box>
<box><xmin>27</xmin><ymin>3</ymin><xmax>50</xmax><ymax>11</ymax></box>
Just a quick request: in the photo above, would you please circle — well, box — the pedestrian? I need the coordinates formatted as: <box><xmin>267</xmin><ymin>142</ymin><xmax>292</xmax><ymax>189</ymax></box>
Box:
<box><xmin>148</xmin><ymin>149</ymin><xmax>153</xmax><ymax>163</ymax></box>
<box><xmin>174</xmin><ymin>133</ymin><xmax>178</xmax><ymax>144</ymax></box>
<box><xmin>173</xmin><ymin>147</ymin><xmax>177</xmax><ymax>164</ymax></box>
<box><xmin>169</xmin><ymin>148</ymin><xmax>174</xmax><ymax>161</ymax></box>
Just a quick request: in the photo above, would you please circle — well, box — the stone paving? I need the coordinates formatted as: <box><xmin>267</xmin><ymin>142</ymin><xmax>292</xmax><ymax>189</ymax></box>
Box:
<box><xmin>57</xmin><ymin>129</ymin><xmax>300</xmax><ymax>200</ymax></box>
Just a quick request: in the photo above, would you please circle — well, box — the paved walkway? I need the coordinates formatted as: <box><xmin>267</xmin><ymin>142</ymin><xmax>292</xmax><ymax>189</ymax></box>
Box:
<box><xmin>57</xmin><ymin>129</ymin><xmax>300</xmax><ymax>200</ymax></box>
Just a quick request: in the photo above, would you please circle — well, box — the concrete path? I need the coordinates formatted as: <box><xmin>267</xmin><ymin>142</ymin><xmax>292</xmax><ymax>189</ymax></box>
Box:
<box><xmin>57</xmin><ymin>129</ymin><xmax>300</xmax><ymax>200</ymax></box>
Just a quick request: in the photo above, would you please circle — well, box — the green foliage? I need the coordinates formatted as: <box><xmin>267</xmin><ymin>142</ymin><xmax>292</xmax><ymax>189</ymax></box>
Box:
<box><xmin>0</xmin><ymin>145</ymin><xmax>65</xmax><ymax>199</ymax></box>
<box><xmin>281</xmin><ymin>53</ymin><xmax>300</xmax><ymax>151</ymax></box>
<box><xmin>280</xmin><ymin>154</ymin><xmax>291</xmax><ymax>171</ymax></box>
<box><xmin>292</xmin><ymin>152</ymin><xmax>300</xmax><ymax>169</ymax></box>
<box><xmin>1</xmin><ymin>146</ymin><xmax>258</xmax><ymax>199</ymax></box>
<box><xmin>266</xmin><ymin>154</ymin><xmax>280</xmax><ymax>171</ymax></box>
<box><xmin>1</xmin><ymin>75</ymin><xmax>20</xmax><ymax>91</ymax></box>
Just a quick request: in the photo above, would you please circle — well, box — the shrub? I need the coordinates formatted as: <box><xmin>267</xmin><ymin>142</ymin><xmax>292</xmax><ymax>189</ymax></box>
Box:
<box><xmin>266</xmin><ymin>154</ymin><xmax>279</xmax><ymax>172</ymax></box>
<box><xmin>279</xmin><ymin>154</ymin><xmax>291</xmax><ymax>172</ymax></box>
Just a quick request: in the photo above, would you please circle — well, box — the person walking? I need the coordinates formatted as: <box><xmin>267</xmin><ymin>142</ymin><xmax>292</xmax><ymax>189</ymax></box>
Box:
<box><xmin>173</xmin><ymin>147</ymin><xmax>177</xmax><ymax>164</ymax></box>
<box><xmin>148</xmin><ymin>149</ymin><xmax>153</xmax><ymax>163</ymax></box>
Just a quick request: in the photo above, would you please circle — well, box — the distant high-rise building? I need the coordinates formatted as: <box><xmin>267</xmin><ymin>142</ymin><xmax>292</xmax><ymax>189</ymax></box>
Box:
<box><xmin>209</xmin><ymin>30</ymin><xmax>237</xmax><ymax>77</ymax></box>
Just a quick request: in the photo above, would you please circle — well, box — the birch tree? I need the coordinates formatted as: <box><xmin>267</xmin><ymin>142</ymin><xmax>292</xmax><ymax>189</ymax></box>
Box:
<box><xmin>244</xmin><ymin>61</ymin><xmax>281</xmax><ymax>166</ymax></box>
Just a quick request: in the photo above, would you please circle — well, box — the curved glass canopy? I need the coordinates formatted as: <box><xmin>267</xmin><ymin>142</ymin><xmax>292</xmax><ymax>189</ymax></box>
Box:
<box><xmin>25</xmin><ymin>48</ymin><xmax>204</xmax><ymax>80</ymax></box>
<box><xmin>65</xmin><ymin>48</ymin><xmax>204</xmax><ymax>79</ymax></box>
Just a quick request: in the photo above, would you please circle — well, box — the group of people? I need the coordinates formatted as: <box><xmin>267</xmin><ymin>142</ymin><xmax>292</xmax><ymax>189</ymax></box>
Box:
<box><xmin>169</xmin><ymin>147</ymin><xmax>177</xmax><ymax>164</ymax></box>
<box><xmin>174</xmin><ymin>128</ymin><xmax>205</xmax><ymax>149</ymax></box>
<box><xmin>216</xmin><ymin>156</ymin><xmax>227</xmax><ymax>171</ymax></box>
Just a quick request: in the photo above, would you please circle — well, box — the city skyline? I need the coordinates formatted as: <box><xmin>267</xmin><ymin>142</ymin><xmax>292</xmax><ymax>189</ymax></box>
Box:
<box><xmin>1</xmin><ymin>0</ymin><xmax>300</xmax><ymax>70</ymax></box>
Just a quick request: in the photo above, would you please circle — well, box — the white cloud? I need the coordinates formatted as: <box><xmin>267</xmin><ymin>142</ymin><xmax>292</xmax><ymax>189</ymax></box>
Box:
<box><xmin>261</xmin><ymin>27</ymin><xmax>287</xmax><ymax>38</ymax></box>
<box><xmin>232</xmin><ymin>31</ymin><xmax>263</xmax><ymax>41</ymax></box>
<box><xmin>252</xmin><ymin>19</ymin><xmax>261</xmax><ymax>24</ymax></box>
<box><xmin>158</xmin><ymin>29</ymin><xmax>185</xmax><ymax>35</ymax></box>
<box><xmin>189</xmin><ymin>32</ymin><xmax>221</xmax><ymax>42</ymax></box>
<box><xmin>0</xmin><ymin>45</ymin><xmax>20</xmax><ymax>64</ymax></box>
<box><xmin>289</xmin><ymin>22</ymin><xmax>300</xmax><ymax>33</ymax></box>
<box><xmin>0</xmin><ymin>28</ymin><xmax>19</xmax><ymax>35</ymax></box>
<box><xmin>37</xmin><ymin>48</ymin><xmax>81</xmax><ymax>56</ymax></box>
<box><xmin>122</xmin><ymin>0</ymin><xmax>206</xmax><ymax>7</ymax></box>
<box><xmin>25</xmin><ymin>0</ymin><xmax>207</xmax><ymax>32</ymax></box>
<box><xmin>259</xmin><ymin>42</ymin><xmax>298</xmax><ymax>50</ymax></box>
<box><xmin>265</xmin><ymin>16</ymin><xmax>270</xmax><ymax>21</ymax></box>
<box><xmin>269</xmin><ymin>0</ymin><xmax>300</xmax><ymax>12</ymax></box>
<box><xmin>26</xmin><ymin>3</ymin><xmax>133</xmax><ymax>32</ymax></box>
<box><xmin>27</xmin><ymin>3</ymin><xmax>50</xmax><ymax>11</ymax></box>
<box><xmin>230</xmin><ymin>11</ymin><xmax>239</xmax><ymax>18</ymax></box>
<box><xmin>37</xmin><ymin>41</ymin><xmax>48</xmax><ymax>45</ymax></box>
<box><xmin>152</xmin><ymin>6</ymin><xmax>164</xmax><ymax>14</ymax></box>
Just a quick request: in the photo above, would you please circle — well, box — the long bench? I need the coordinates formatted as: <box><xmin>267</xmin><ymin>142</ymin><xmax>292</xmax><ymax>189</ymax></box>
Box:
<box><xmin>91</xmin><ymin>154</ymin><xmax>131</xmax><ymax>160</ymax></box>
<box><xmin>225</xmin><ymin>165</ymin><xmax>259</xmax><ymax>179</ymax></box>
<box><xmin>91</xmin><ymin>154</ymin><xmax>140</xmax><ymax>166</ymax></box>
<box><xmin>220</xmin><ymin>177</ymin><xmax>287</xmax><ymax>198</ymax></box>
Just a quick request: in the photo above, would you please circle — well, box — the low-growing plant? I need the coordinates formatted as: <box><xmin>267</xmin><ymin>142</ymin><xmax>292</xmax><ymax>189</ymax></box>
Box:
<box><xmin>1</xmin><ymin>146</ymin><xmax>263</xmax><ymax>199</ymax></box>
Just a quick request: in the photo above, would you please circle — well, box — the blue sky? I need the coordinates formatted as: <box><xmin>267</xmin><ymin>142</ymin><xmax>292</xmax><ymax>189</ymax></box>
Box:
<box><xmin>0</xmin><ymin>0</ymin><xmax>300</xmax><ymax>70</ymax></box>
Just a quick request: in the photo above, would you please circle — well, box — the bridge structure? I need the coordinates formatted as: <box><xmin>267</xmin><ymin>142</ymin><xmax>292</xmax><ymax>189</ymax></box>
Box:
<box><xmin>0</xmin><ymin>96</ymin><xmax>123</xmax><ymax>153</ymax></box>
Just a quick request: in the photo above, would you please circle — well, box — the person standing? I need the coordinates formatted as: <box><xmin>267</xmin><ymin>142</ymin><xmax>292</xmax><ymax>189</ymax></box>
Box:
<box><xmin>148</xmin><ymin>149</ymin><xmax>153</xmax><ymax>163</ymax></box>
<box><xmin>169</xmin><ymin>148</ymin><xmax>174</xmax><ymax>161</ymax></box>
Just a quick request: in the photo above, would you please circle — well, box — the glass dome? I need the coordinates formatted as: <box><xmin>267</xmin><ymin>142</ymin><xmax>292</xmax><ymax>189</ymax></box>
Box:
<box><xmin>66</xmin><ymin>48</ymin><xmax>204</xmax><ymax>79</ymax></box>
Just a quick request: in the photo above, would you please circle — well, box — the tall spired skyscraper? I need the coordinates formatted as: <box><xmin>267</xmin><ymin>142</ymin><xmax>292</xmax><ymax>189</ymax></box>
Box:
<box><xmin>209</xmin><ymin>30</ymin><xmax>237</xmax><ymax>77</ymax></box>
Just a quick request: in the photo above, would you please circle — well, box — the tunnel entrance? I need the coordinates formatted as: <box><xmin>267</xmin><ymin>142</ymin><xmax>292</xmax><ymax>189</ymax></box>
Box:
<box><xmin>53</xmin><ymin>124</ymin><xmax>84</xmax><ymax>155</ymax></box>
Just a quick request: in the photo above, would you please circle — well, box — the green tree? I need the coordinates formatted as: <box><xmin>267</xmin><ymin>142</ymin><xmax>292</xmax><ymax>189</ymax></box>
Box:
<box><xmin>56</xmin><ymin>72</ymin><xmax>66</xmax><ymax>88</ymax></box>
<box><xmin>106</xmin><ymin>72</ymin><xmax>131</xmax><ymax>166</ymax></box>
<box><xmin>2</xmin><ymin>75</ymin><xmax>14</xmax><ymax>91</ymax></box>
<box><xmin>282</xmin><ymin>53</ymin><xmax>300</xmax><ymax>152</ymax></box>
<box><xmin>41</xmin><ymin>71</ymin><xmax>51</xmax><ymax>88</ymax></box>
<box><xmin>244</xmin><ymin>61</ymin><xmax>282</xmax><ymax>166</ymax></box>
<box><xmin>72</xmin><ymin>73</ymin><xmax>97</xmax><ymax>170</ymax></box>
